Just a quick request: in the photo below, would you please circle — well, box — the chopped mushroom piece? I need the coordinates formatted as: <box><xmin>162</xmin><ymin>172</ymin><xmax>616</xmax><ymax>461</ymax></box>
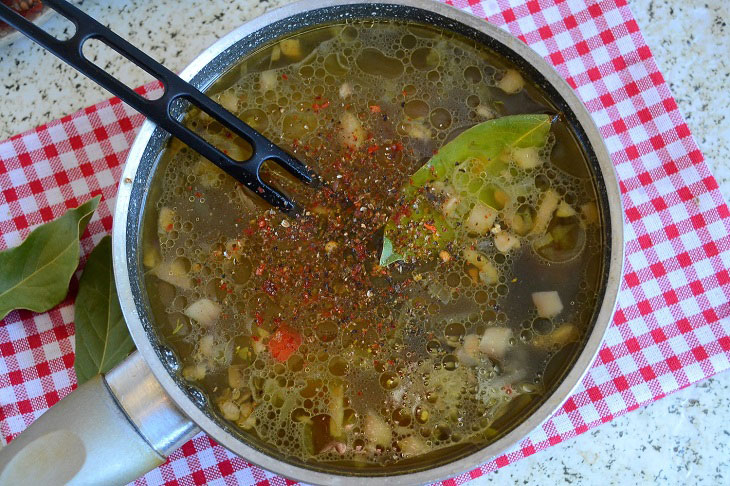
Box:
<box><xmin>532</xmin><ymin>291</ymin><xmax>563</xmax><ymax>318</ymax></box>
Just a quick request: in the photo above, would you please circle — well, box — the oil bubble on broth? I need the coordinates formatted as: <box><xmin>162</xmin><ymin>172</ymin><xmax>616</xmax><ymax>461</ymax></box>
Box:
<box><xmin>141</xmin><ymin>20</ymin><xmax>603</xmax><ymax>472</ymax></box>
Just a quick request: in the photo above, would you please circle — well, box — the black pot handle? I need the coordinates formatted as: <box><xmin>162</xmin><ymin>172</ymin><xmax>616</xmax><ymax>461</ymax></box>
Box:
<box><xmin>0</xmin><ymin>0</ymin><xmax>316</xmax><ymax>213</ymax></box>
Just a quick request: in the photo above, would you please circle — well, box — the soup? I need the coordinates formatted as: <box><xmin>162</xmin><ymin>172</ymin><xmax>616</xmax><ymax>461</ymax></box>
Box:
<box><xmin>141</xmin><ymin>20</ymin><xmax>603</xmax><ymax>472</ymax></box>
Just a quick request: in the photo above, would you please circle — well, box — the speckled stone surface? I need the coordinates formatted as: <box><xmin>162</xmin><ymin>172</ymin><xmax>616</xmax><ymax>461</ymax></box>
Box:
<box><xmin>0</xmin><ymin>0</ymin><xmax>729</xmax><ymax>483</ymax></box>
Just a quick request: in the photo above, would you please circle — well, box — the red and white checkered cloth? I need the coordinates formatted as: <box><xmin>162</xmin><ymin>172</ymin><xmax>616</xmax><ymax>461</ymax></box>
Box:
<box><xmin>1</xmin><ymin>0</ymin><xmax>729</xmax><ymax>484</ymax></box>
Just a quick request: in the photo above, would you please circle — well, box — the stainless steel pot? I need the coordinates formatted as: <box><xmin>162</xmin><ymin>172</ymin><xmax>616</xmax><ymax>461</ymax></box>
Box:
<box><xmin>0</xmin><ymin>1</ymin><xmax>624</xmax><ymax>484</ymax></box>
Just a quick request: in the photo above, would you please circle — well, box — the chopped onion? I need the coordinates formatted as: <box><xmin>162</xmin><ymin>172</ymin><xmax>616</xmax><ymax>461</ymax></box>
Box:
<box><xmin>497</xmin><ymin>69</ymin><xmax>524</xmax><ymax>93</ymax></box>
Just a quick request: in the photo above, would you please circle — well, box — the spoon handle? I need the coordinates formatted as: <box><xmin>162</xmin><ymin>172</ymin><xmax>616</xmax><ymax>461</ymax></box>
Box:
<box><xmin>0</xmin><ymin>0</ymin><xmax>315</xmax><ymax>213</ymax></box>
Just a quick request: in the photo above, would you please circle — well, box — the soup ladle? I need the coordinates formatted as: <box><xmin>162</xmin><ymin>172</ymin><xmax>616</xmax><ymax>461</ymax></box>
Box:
<box><xmin>0</xmin><ymin>0</ymin><xmax>317</xmax><ymax>213</ymax></box>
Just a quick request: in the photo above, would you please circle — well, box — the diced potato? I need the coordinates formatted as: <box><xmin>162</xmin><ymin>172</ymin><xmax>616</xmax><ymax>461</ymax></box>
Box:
<box><xmin>217</xmin><ymin>89</ymin><xmax>238</xmax><ymax>113</ymax></box>
<box><xmin>153</xmin><ymin>260</ymin><xmax>192</xmax><ymax>290</ymax></box>
<box><xmin>404</xmin><ymin>121</ymin><xmax>430</xmax><ymax>140</ymax></box>
<box><xmin>364</xmin><ymin>411</ymin><xmax>391</xmax><ymax>447</ymax></box>
<box><xmin>142</xmin><ymin>242</ymin><xmax>161</xmax><ymax>269</ymax></box>
<box><xmin>479</xmin><ymin>262</ymin><xmax>499</xmax><ymax>285</ymax></box>
<box><xmin>532</xmin><ymin>291</ymin><xmax>563</xmax><ymax>318</ymax></box>
<box><xmin>463</xmin><ymin>249</ymin><xmax>499</xmax><ymax>285</ymax></box>
<box><xmin>198</xmin><ymin>334</ymin><xmax>215</xmax><ymax>358</ymax></box>
<box><xmin>511</xmin><ymin>147</ymin><xmax>541</xmax><ymax>169</ymax></box>
<box><xmin>158</xmin><ymin>207</ymin><xmax>175</xmax><ymax>235</ymax></box>
<box><xmin>531</xmin><ymin>189</ymin><xmax>560</xmax><ymax>236</ymax></box>
<box><xmin>456</xmin><ymin>334</ymin><xmax>481</xmax><ymax>367</ymax></box>
<box><xmin>251</xmin><ymin>336</ymin><xmax>266</xmax><ymax>355</ymax></box>
<box><xmin>184</xmin><ymin>298</ymin><xmax>221</xmax><ymax>327</ymax></box>
<box><xmin>228</xmin><ymin>364</ymin><xmax>248</xmax><ymax>389</ymax></box>
<box><xmin>329</xmin><ymin>383</ymin><xmax>345</xmax><ymax>438</ymax></box>
<box><xmin>581</xmin><ymin>202</ymin><xmax>599</xmax><ymax>225</ymax></box>
<box><xmin>219</xmin><ymin>400</ymin><xmax>240</xmax><ymax>421</ymax></box>
<box><xmin>556</xmin><ymin>201</ymin><xmax>577</xmax><ymax>217</ymax></box>
<box><xmin>476</xmin><ymin>104</ymin><xmax>496</xmax><ymax>119</ymax></box>
<box><xmin>442</xmin><ymin>195</ymin><xmax>462</xmax><ymax>219</ymax></box>
<box><xmin>398</xmin><ymin>435</ymin><xmax>428</xmax><ymax>458</ymax></box>
<box><xmin>194</xmin><ymin>160</ymin><xmax>224</xmax><ymax>188</ymax></box>
<box><xmin>339</xmin><ymin>82</ymin><xmax>353</xmax><ymax>99</ymax></box>
<box><xmin>494</xmin><ymin>232</ymin><xmax>521</xmax><ymax>253</ymax></box>
<box><xmin>182</xmin><ymin>363</ymin><xmax>206</xmax><ymax>381</ymax></box>
<box><xmin>533</xmin><ymin>324</ymin><xmax>579</xmax><ymax>349</ymax></box>
<box><xmin>270</xmin><ymin>44</ymin><xmax>281</xmax><ymax>62</ymax></box>
<box><xmin>259</xmin><ymin>70</ymin><xmax>277</xmax><ymax>91</ymax></box>
<box><xmin>465</xmin><ymin>203</ymin><xmax>498</xmax><ymax>235</ymax></box>
<box><xmin>497</xmin><ymin>69</ymin><xmax>524</xmax><ymax>94</ymax></box>
<box><xmin>479</xmin><ymin>327</ymin><xmax>513</xmax><ymax>359</ymax></box>
<box><xmin>340</xmin><ymin>112</ymin><xmax>366</xmax><ymax>148</ymax></box>
<box><xmin>280</xmin><ymin>38</ymin><xmax>302</xmax><ymax>59</ymax></box>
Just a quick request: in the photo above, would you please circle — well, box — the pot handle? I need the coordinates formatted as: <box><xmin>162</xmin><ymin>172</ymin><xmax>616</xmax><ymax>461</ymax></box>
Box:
<box><xmin>0</xmin><ymin>351</ymin><xmax>199</xmax><ymax>485</ymax></box>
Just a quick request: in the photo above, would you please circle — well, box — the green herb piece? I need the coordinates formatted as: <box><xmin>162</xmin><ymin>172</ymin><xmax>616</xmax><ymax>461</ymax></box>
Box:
<box><xmin>74</xmin><ymin>236</ymin><xmax>135</xmax><ymax>385</ymax></box>
<box><xmin>380</xmin><ymin>115</ymin><xmax>551</xmax><ymax>266</ymax></box>
<box><xmin>0</xmin><ymin>196</ymin><xmax>101</xmax><ymax>319</ymax></box>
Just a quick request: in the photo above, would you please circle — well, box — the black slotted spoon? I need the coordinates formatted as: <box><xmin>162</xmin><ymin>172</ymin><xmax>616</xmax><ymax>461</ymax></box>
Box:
<box><xmin>0</xmin><ymin>0</ymin><xmax>317</xmax><ymax>213</ymax></box>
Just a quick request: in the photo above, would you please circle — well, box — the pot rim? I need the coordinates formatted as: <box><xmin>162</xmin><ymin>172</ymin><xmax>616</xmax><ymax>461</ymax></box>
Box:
<box><xmin>112</xmin><ymin>1</ymin><xmax>624</xmax><ymax>484</ymax></box>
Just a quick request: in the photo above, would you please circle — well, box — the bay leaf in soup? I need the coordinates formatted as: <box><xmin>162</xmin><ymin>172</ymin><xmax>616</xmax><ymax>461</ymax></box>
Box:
<box><xmin>380</xmin><ymin>115</ymin><xmax>551</xmax><ymax>266</ymax></box>
<box><xmin>0</xmin><ymin>196</ymin><xmax>101</xmax><ymax>319</ymax></box>
<box><xmin>74</xmin><ymin>235</ymin><xmax>134</xmax><ymax>384</ymax></box>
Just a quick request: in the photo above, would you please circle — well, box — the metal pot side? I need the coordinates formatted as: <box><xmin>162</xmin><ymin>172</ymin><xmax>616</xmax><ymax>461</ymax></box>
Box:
<box><xmin>112</xmin><ymin>1</ymin><xmax>624</xmax><ymax>484</ymax></box>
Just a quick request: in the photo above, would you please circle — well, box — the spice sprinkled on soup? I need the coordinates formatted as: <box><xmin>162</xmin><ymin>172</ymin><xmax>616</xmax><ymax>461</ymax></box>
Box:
<box><xmin>142</xmin><ymin>20</ymin><xmax>603</xmax><ymax>470</ymax></box>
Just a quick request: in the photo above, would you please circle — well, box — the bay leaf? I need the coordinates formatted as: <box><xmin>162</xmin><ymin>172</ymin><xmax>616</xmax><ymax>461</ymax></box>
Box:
<box><xmin>0</xmin><ymin>196</ymin><xmax>101</xmax><ymax>319</ymax></box>
<box><xmin>380</xmin><ymin>115</ymin><xmax>551</xmax><ymax>266</ymax></box>
<box><xmin>74</xmin><ymin>235</ymin><xmax>135</xmax><ymax>384</ymax></box>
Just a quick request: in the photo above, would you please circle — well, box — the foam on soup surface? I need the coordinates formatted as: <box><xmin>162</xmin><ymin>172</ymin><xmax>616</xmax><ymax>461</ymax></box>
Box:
<box><xmin>142</xmin><ymin>20</ymin><xmax>603</xmax><ymax>471</ymax></box>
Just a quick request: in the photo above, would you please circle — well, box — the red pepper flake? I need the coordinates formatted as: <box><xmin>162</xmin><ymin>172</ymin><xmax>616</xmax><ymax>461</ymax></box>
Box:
<box><xmin>194</xmin><ymin>192</ymin><xmax>202</xmax><ymax>197</ymax></box>
<box><xmin>255</xmin><ymin>312</ymin><xmax>264</xmax><ymax>326</ymax></box>
<box><xmin>402</xmin><ymin>90</ymin><xmax>408</xmax><ymax>97</ymax></box>
<box><xmin>165</xmin><ymin>223</ymin><xmax>173</xmax><ymax>232</ymax></box>
<box><xmin>312</xmin><ymin>100</ymin><xmax>330</xmax><ymax>113</ymax></box>
<box><xmin>220</xmin><ymin>282</ymin><xmax>228</xmax><ymax>291</ymax></box>
<box><xmin>268</xmin><ymin>325</ymin><xmax>302</xmax><ymax>362</ymax></box>
<box><xmin>423</xmin><ymin>223</ymin><xmax>438</xmax><ymax>234</ymax></box>
<box><xmin>255</xmin><ymin>263</ymin><xmax>266</xmax><ymax>276</ymax></box>
<box><xmin>367</xmin><ymin>145</ymin><xmax>379</xmax><ymax>155</ymax></box>
<box><xmin>369</xmin><ymin>105</ymin><xmax>381</xmax><ymax>113</ymax></box>
<box><xmin>281</xmin><ymin>73</ymin><xmax>288</xmax><ymax>80</ymax></box>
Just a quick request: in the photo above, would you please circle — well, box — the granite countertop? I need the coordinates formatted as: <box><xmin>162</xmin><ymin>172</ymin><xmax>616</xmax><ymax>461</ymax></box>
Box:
<box><xmin>1</xmin><ymin>0</ymin><xmax>729</xmax><ymax>483</ymax></box>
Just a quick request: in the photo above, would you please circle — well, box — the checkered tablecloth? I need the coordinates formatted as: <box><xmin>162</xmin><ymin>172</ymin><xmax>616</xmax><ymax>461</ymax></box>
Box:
<box><xmin>1</xmin><ymin>0</ymin><xmax>729</xmax><ymax>484</ymax></box>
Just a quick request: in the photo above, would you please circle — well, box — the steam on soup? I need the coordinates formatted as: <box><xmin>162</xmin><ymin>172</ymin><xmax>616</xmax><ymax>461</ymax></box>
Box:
<box><xmin>142</xmin><ymin>20</ymin><xmax>603</xmax><ymax>471</ymax></box>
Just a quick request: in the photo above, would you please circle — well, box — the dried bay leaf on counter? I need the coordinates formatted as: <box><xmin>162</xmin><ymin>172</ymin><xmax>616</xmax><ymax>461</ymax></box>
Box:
<box><xmin>74</xmin><ymin>235</ymin><xmax>134</xmax><ymax>385</ymax></box>
<box><xmin>0</xmin><ymin>196</ymin><xmax>101</xmax><ymax>320</ymax></box>
<box><xmin>380</xmin><ymin>115</ymin><xmax>551</xmax><ymax>266</ymax></box>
